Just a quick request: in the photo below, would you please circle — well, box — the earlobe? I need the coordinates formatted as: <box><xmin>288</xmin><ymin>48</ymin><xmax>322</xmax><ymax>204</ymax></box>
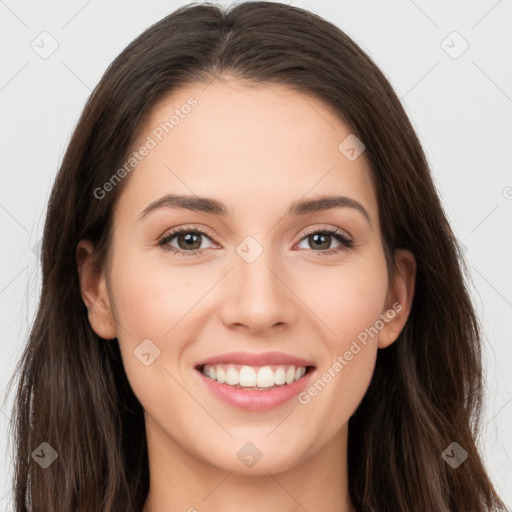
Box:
<box><xmin>378</xmin><ymin>249</ymin><xmax>416</xmax><ymax>349</ymax></box>
<box><xmin>76</xmin><ymin>240</ymin><xmax>117</xmax><ymax>340</ymax></box>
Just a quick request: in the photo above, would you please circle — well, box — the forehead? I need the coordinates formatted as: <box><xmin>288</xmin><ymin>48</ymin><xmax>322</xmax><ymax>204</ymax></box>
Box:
<box><xmin>117</xmin><ymin>78</ymin><xmax>378</xmax><ymax>225</ymax></box>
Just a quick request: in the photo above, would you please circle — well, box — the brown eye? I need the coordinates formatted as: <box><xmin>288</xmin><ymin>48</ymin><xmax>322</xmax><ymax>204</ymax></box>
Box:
<box><xmin>296</xmin><ymin>228</ymin><xmax>353</xmax><ymax>254</ymax></box>
<box><xmin>307</xmin><ymin>233</ymin><xmax>333</xmax><ymax>251</ymax></box>
<box><xmin>158</xmin><ymin>228</ymin><xmax>215</xmax><ymax>255</ymax></box>
<box><xmin>175</xmin><ymin>232</ymin><xmax>203</xmax><ymax>251</ymax></box>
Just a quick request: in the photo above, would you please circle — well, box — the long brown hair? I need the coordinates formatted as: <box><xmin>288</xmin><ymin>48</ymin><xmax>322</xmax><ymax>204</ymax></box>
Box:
<box><xmin>5</xmin><ymin>2</ymin><xmax>507</xmax><ymax>510</ymax></box>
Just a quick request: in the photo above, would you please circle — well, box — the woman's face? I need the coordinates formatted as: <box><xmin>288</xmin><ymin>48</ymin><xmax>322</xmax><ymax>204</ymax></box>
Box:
<box><xmin>79</xmin><ymin>77</ymin><xmax>415</xmax><ymax>475</ymax></box>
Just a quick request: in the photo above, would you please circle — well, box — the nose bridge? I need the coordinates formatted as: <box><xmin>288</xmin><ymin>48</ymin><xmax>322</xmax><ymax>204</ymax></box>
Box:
<box><xmin>220</xmin><ymin>234</ymin><xmax>296</xmax><ymax>332</ymax></box>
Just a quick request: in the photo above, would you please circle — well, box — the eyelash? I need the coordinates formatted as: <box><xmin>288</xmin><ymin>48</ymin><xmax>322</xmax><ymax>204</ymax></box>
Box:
<box><xmin>157</xmin><ymin>225</ymin><xmax>354</xmax><ymax>257</ymax></box>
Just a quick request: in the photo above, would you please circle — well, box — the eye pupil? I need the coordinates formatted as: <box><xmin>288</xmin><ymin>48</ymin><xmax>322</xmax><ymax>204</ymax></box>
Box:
<box><xmin>310</xmin><ymin>233</ymin><xmax>330</xmax><ymax>250</ymax></box>
<box><xmin>178</xmin><ymin>233</ymin><xmax>201</xmax><ymax>250</ymax></box>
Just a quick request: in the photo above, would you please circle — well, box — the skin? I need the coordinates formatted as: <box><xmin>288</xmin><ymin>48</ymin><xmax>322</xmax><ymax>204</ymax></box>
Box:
<box><xmin>77</xmin><ymin>77</ymin><xmax>416</xmax><ymax>512</ymax></box>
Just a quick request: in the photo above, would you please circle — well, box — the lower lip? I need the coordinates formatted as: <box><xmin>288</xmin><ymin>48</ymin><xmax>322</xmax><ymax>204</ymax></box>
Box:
<box><xmin>196</xmin><ymin>367</ymin><xmax>315</xmax><ymax>411</ymax></box>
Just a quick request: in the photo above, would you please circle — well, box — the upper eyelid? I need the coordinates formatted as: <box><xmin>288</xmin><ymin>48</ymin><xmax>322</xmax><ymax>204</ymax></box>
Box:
<box><xmin>161</xmin><ymin>225</ymin><xmax>216</xmax><ymax>241</ymax></box>
<box><xmin>300</xmin><ymin>225</ymin><xmax>352</xmax><ymax>240</ymax></box>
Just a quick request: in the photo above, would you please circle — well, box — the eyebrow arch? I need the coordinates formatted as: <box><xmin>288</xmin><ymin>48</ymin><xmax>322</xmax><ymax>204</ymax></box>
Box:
<box><xmin>137</xmin><ymin>193</ymin><xmax>371</xmax><ymax>226</ymax></box>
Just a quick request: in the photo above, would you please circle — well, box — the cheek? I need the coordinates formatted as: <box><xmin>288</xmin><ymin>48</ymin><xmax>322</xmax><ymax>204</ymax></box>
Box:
<box><xmin>297</xmin><ymin>253</ymin><xmax>389</xmax><ymax>348</ymax></box>
<box><xmin>110</xmin><ymin>245</ymin><xmax>204</xmax><ymax>338</ymax></box>
<box><xmin>293</xmin><ymin>250</ymin><xmax>387</xmax><ymax>407</ymax></box>
<box><xmin>107</xmin><ymin>247</ymin><xmax>201</xmax><ymax>385</ymax></box>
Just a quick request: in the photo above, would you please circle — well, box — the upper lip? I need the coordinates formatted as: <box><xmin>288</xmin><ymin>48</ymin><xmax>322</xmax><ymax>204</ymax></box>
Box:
<box><xmin>195</xmin><ymin>351</ymin><xmax>315</xmax><ymax>368</ymax></box>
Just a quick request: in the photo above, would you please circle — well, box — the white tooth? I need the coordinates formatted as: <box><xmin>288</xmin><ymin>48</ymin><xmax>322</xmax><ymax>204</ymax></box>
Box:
<box><xmin>205</xmin><ymin>364</ymin><xmax>306</xmax><ymax>387</ymax></box>
<box><xmin>216</xmin><ymin>366</ymin><xmax>226</xmax><ymax>384</ymax></box>
<box><xmin>256</xmin><ymin>366</ymin><xmax>275</xmax><ymax>387</ymax></box>
<box><xmin>285</xmin><ymin>366</ymin><xmax>296</xmax><ymax>384</ymax></box>
<box><xmin>274</xmin><ymin>366</ymin><xmax>286</xmax><ymax>385</ymax></box>
<box><xmin>225</xmin><ymin>365</ymin><xmax>239</xmax><ymax>385</ymax></box>
<box><xmin>239</xmin><ymin>365</ymin><xmax>257</xmax><ymax>387</ymax></box>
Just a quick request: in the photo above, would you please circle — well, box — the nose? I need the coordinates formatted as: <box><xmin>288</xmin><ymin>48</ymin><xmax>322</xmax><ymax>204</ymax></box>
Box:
<box><xmin>219</xmin><ymin>244</ymin><xmax>298</xmax><ymax>334</ymax></box>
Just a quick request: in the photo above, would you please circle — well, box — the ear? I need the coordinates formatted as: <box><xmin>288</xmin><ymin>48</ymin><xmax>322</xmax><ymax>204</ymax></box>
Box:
<box><xmin>378</xmin><ymin>249</ymin><xmax>416</xmax><ymax>349</ymax></box>
<box><xmin>76</xmin><ymin>240</ymin><xmax>117</xmax><ymax>340</ymax></box>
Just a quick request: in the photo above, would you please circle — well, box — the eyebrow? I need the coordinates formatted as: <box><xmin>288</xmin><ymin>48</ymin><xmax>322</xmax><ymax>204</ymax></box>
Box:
<box><xmin>137</xmin><ymin>193</ymin><xmax>371</xmax><ymax>226</ymax></box>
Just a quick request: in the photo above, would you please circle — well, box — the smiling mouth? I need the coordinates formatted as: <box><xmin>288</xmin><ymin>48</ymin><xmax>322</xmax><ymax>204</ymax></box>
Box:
<box><xmin>195</xmin><ymin>363</ymin><xmax>315</xmax><ymax>390</ymax></box>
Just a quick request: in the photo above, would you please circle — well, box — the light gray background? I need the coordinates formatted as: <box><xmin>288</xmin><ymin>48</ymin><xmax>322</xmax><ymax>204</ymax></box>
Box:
<box><xmin>1</xmin><ymin>0</ymin><xmax>511</xmax><ymax>510</ymax></box>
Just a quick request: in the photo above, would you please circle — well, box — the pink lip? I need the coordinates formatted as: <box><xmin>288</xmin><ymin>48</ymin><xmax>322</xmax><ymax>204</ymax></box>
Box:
<box><xmin>195</xmin><ymin>351</ymin><xmax>315</xmax><ymax>368</ymax></box>
<box><xmin>196</xmin><ymin>367</ymin><xmax>316</xmax><ymax>411</ymax></box>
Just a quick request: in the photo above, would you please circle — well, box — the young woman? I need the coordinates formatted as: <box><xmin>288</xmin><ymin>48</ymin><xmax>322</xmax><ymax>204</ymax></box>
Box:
<box><xmin>6</xmin><ymin>2</ymin><xmax>508</xmax><ymax>511</ymax></box>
